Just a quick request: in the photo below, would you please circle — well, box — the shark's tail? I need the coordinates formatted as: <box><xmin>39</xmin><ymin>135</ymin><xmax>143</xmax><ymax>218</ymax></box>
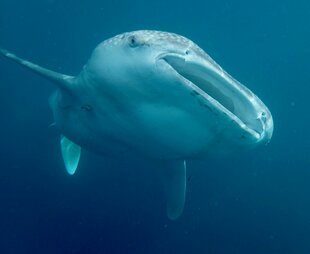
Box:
<box><xmin>0</xmin><ymin>47</ymin><xmax>75</xmax><ymax>90</ymax></box>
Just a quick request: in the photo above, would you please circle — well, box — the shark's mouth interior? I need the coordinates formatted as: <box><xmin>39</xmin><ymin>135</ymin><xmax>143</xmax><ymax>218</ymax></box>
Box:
<box><xmin>163</xmin><ymin>55</ymin><xmax>263</xmax><ymax>136</ymax></box>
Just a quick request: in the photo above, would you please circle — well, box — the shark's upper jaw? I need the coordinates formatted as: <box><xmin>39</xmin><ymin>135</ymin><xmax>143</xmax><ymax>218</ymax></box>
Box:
<box><xmin>160</xmin><ymin>52</ymin><xmax>273</xmax><ymax>144</ymax></box>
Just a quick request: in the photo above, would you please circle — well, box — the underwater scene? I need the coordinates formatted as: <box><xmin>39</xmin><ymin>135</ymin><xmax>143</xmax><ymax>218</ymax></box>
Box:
<box><xmin>0</xmin><ymin>0</ymin><xmax>309</xmax><ymax>253</ymax></box>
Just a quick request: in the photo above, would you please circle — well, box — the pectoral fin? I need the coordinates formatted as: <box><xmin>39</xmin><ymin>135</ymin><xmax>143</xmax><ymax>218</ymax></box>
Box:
<box><xmin>0</xmin><ymin>47</ymin><xmax>74</xmax><ymax>90</ymax></box>
<box><xmin>60</xmin><ymin>135</ymin><xmax>81</xmax><ymax>175</ymax></box>
<box><xmin>164</xmin><ymin>160</ymin><xmax>187</xmax><ymax>220</ymax></box>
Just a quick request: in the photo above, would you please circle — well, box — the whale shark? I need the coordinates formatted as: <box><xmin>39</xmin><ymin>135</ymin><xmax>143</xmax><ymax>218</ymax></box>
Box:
<box><xmin>0</xmin><ymin>30</ymin><xmax>273</xmax><ymax>219</ymax></box>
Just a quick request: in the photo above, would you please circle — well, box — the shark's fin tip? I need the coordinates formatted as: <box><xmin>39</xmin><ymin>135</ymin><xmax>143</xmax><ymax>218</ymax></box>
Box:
<box><xmin>60</xmin><ymin>135</ymin><xmax>81</xmax><ymax>175</ymax></box>
<box><xmin>164</xmin><ymin>160</ymin><xmax>187</xmax><ymax>220</ymax></box>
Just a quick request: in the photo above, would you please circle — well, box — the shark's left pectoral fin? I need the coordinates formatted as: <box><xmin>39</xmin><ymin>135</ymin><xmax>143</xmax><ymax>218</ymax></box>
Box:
<box><xmin>164</xmin><ymin>160</ymin><xmax>187</xmax><ymax>220</ymax></box>
<box><xmin>60</xmin><ymin>135</ymin><xmax>81</xmax><ymax>175</ymax></box>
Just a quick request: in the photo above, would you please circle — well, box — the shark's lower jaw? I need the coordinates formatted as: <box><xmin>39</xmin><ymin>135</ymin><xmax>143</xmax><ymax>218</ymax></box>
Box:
<box><xmin>162</xmin><ymin>54</ymin><xmax>272</xmax><ymax>142</ymax></box>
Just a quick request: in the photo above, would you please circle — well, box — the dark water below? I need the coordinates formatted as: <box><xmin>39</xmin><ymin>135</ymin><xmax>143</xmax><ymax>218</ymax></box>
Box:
<box><xmin>0</xmin><ymin>0</ymin><xmax>309</xmax><ymax>253</ymax></box>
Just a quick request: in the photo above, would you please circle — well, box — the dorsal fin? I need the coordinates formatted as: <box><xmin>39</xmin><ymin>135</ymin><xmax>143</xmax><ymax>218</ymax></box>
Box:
<box><xmin>0</xmin><ymin>47</ymin><xmax>75</xmax><ymax>90</ymax></box>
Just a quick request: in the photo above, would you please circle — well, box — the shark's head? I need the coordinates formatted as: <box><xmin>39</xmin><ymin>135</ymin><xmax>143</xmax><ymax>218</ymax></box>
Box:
<box><xmin>83</xmin><ymin>30</ymin><xmax>273</xmax><ymax>156</ymax></box>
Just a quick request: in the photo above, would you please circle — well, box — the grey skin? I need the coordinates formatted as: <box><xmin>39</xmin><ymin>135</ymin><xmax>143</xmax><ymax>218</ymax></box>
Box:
<box><xmin>0</xmin><ymin>30</ymin><xmax>273</xmax><ymax>220</ymax></box>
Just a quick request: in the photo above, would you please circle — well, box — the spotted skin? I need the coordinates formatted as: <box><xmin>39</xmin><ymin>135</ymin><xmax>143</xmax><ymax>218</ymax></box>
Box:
<box><xmin>102</xmin><ymin>30</ymin><xmax>216</xmax><ymax>64</ymax></box>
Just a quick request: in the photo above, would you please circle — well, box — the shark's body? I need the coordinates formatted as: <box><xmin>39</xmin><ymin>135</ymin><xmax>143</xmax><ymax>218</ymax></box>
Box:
<box><xmin>0</xmin><ymin>30</ymin><xmax>273</xmax><ymax>219</ymax></box>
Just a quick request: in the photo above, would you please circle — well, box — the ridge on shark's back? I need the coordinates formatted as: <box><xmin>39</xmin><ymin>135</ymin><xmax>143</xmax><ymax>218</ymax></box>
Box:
<box><xmin>0</xmin><ymin>30</ymin><xmax>273</xmax><ymax>220</ymax></box>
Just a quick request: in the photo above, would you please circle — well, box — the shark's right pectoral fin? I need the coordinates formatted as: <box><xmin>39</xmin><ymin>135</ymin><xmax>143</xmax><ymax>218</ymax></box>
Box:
<box><xmin>164</xmin><ymin>160</ymin><xmax>187</xmax><ymax>220</ymax></box>
<box><xmin>60</xmin><ymin>135</ymin><xmax>81</xmax><ymax>175</ymax></box>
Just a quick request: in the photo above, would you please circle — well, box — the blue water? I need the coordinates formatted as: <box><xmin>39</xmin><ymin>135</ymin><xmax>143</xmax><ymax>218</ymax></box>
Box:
<box><xmin>0</xmin><ymin>0</ymin><xmax>309</xmax><ymax>253</ymax></box>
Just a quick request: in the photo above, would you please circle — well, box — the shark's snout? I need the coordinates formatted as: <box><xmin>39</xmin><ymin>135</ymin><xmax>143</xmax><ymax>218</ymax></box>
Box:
<box><xmin>257</xmin><ymin>109</ymin><xmax>274</xmax><ymax>144</ymax></box>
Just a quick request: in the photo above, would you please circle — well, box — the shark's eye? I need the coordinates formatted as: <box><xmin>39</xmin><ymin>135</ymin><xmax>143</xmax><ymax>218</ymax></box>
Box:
<box><xmin>128</xmin><ymin>35</ymin><xmax>139</xmax><ymax>48</ymax></box>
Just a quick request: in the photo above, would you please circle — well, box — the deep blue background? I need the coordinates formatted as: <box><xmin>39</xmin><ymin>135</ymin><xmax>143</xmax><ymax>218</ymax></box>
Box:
<box><xmin>0</xmin><ymin>0</ymin><xmax>309</xmax><ymax>253</ymax></box>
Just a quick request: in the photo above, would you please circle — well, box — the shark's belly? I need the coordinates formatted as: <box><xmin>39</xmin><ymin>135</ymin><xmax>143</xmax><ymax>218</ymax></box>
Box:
<box><xmin>127</xmin><ymin>103</ymin><xmax>217</xmax><ymax>158</ymax></box>
<box><xmin>56</xmin><ymin>100</ymin><xmax>223</xmax><ymax>159</ymax></box>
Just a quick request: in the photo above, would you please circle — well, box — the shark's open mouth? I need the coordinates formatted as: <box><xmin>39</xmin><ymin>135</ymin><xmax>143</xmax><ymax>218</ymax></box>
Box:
<box><xmin>162</xmin><ymin>54</ymin><xmax>266</xmax><ymax>139</ymax></box>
